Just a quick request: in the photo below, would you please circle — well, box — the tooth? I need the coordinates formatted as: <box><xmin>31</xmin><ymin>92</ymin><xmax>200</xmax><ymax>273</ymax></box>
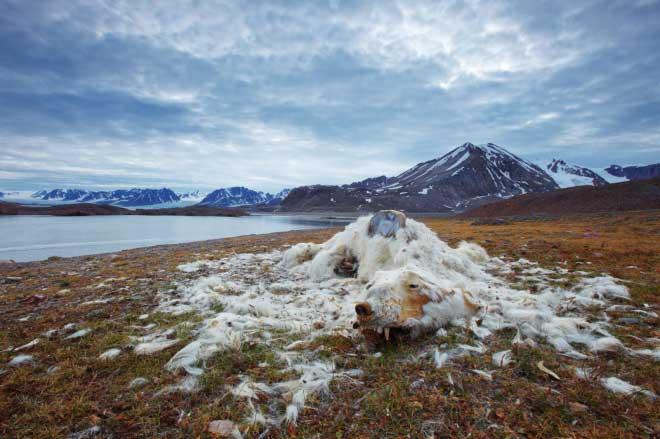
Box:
<box><xmin>384</xmin><ymin>327</ymin><xmax>390</xmax><ymax>341</ymax></box>
<box><xmin>377</xmin><ymin>327</ymin><xmax>383</xmax><ymax>334</ymax></box>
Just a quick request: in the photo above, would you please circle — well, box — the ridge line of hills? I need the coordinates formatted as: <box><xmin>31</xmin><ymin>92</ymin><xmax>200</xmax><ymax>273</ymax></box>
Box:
<box><xmin>2</xmin><ymin>142</ymin><xmax>659</xmax><ymax>213</ymax></box>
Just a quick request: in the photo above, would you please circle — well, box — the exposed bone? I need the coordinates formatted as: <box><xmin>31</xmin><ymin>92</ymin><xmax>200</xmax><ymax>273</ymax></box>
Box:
<box><xmin>367</xmin><ymin>210</ymin><xmax>406</xmax><ymax>238</ymax></box>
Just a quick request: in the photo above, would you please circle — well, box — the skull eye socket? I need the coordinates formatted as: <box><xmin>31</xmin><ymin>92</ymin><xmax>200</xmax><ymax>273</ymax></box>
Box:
<box><xmin>408</xmin><ymin>284</ymin><xmax>420</xmax><ymax>289</ymax></box>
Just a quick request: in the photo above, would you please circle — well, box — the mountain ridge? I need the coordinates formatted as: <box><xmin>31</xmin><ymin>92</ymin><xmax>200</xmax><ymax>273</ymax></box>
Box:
<box><xmin>18</xmin><ymin>186</ymin><xmax>290</xmax><ymax>208</ymax></box>
<box><xmin>282</xmin><ymin>142</ymin><xmax>559</xmax><ymax>212</ymax></box>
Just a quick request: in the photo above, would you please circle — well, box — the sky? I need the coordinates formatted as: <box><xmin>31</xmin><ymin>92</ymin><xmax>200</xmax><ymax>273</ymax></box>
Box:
<box><xmin>1</xmin><ymin>0</ymin><xmax>660</xmax><ymax>192</ymax></box>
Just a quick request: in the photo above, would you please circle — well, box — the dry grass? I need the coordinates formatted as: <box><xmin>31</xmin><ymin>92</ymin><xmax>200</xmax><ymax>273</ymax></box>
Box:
<box><xmin>0</xmin><ymin>211</ymin><xmax>658</xmax><ymax>438</ymax></box>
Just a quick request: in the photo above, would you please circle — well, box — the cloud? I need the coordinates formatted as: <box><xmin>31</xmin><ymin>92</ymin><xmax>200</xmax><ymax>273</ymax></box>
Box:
<box><xmin>1</xmin><ymin>0</ymin><xmax>659</xmax><ymax>191</ymax></box>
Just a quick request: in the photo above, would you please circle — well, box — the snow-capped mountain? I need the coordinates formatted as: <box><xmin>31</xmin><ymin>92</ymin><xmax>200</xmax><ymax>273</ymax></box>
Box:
<box><xmin>199</xmin><ymin>187</ymin><xmax>291</xmax><ymax>207</ymax></box>
<box><xmin>545</xmin><ymin>159</ymin><xmax>608</xmax><ymax>188</ymax></box>
<box><xmin>283</xmin><ymin>142</ymin><xmax>558</xmax><ymax>212</ymax></box>
<box><xmin>29</xmin><ymin>188</ymin><xmax>180</xmax><ymax>207</ymax></box>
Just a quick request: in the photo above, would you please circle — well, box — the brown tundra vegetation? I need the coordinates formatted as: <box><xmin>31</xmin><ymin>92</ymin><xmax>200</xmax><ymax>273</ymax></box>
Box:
<box><xmin>0</xmin><ymin>210</ymin><xmax>658</xmax><ymax>438</ymax></box>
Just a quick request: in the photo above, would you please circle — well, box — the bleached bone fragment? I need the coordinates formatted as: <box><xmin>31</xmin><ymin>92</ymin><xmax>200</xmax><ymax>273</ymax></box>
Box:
<box><xmin>537</xmin><ymin>361</ymin><xmax>560</xmax><ymax>380</ymax></box>
<box><xmin>14</xmin><ymin>338</ymin><xmax>40</xmax><ymax>351</ymax></box>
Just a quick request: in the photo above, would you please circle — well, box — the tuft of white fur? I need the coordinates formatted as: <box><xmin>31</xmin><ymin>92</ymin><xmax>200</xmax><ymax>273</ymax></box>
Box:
<box><xmin>8</xmin><ymin>354</ymin><xmax>35</xmax><ymax>367</ymax></box>
<box><xmin>433</xmin><ymin>349</ymin><xmax>449</xmax><ymax>368</ymax></box>
<box><xmin>65</xmin><ymin>328</ymin><xmax>91</xmax><ymax>340</ymax></box>
<box><xmin>134</xmin><ymin>339</ymin><xmax>179</xmax><ymax>355</ymax></box>
<box><xmin>492</xmin><ymin>350</ymin><xmax>513</xmax><ymax>367</ymax></box>
<box><xmin>99</xmin><ymin>348</ymin><xmax>122</xmax><ymax>360</ymax></box>
<box><xmin>601</xmin><ymin>377</ymin><xmax>656</xmax><ymax>398</ymax></box>
<box><xmin>589</xmin><ymin>337</ymin><xmax>625</xmax><ymax>353</ymax></box>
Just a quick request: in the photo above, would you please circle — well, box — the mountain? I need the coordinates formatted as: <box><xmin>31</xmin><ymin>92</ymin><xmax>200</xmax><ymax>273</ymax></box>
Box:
<box><xmin>30</xmin><ymin>188</ymin><xmax>181</xmax><ymax>206</ymax></box>
<box><xmin>545</xmin><ymin>159</ymin><xmax>608</xmax><ymax>188</ymax></box>
<box><xmin>462</xmin><ymin>177</ymin><xmax>660</xmax><ymax>218</ymax></box>
<box><xmin>199</xmin><ymin>187</ymin><xmax>270</xmax><ymax>207</ymax></box>
<box><xmin>282</xmin><ymin>142</ymin><xmax>559</xmax><ymax>212</ymax></box>
<box><xmin>604</xmin><ymin>164</ymin><xmax>660</xmax><ymax>181</ymax></box>
<box><xmin>199</xmin><ymin>187</ymin><xmax>291</xmax><ymax>207</ymax></box>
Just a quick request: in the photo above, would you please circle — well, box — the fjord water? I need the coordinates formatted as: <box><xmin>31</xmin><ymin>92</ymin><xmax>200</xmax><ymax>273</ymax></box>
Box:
<box><xmin>0</xmin><ymin>215</ymin><xmax>346</xmax><ymax>262</ymax></box>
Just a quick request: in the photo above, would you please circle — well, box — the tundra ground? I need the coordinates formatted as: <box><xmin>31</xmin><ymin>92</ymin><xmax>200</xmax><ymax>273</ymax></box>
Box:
<box><xmin>1</xmin><ymin>211</ymin><xmax>658</xmax><ymax>438</ymax></box>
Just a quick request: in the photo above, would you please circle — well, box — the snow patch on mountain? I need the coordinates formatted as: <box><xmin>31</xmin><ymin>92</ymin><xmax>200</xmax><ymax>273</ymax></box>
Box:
<box><xmin>592</xmin><ymin>169</ymin><xmax>628</xmax><ymax>184</ymax></box>
<box><xmin>545</xmin><ymin>159</ymin><xmax>608</xmax><ymax>188</ymax></box>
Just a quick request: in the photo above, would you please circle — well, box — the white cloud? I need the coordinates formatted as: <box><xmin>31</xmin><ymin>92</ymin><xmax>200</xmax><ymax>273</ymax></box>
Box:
<box><xmin>36</xmin><ymin>0</ymin><xmax>593</xmax><ymax>90</ymax></box>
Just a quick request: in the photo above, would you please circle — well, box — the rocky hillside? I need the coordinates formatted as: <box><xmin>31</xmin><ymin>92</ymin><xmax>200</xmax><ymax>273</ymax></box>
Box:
<box><xmin>282</xmin><ymin>142</ymin><xmax>558</xmax><ymax>212</ymax></box>
<box><xmin>462</xmin><ymin>177</ymin><xmax>660</xmax><ymax>217</ymax></box>
<box><xmin>605</xmin><ymin>163</ymin><xmax>660</xmax><ymax>181</ymax></box>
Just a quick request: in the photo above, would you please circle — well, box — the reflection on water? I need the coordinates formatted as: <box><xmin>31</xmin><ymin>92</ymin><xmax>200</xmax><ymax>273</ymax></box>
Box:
<box><xmin>0</xmin><ymin>214</ymin><xmax>351</xmax><ymax>262</ymax></box>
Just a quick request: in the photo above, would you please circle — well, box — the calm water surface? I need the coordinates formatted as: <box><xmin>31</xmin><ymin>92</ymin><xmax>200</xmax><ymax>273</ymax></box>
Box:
<box><xmin>0</xmin><ymin>215</ymin><xmax>349</xmax><ymax>262</ymax></box>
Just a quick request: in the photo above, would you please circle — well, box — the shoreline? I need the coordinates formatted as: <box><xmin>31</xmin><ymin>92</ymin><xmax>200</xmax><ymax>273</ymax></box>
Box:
<box><xmin>0</xmin><ymin>227</ymin><xmax>343</xmax><ymax>268</ymax></box>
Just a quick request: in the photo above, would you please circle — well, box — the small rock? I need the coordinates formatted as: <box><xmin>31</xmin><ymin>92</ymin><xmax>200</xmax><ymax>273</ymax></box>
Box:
<box><xmin>207</xmin><ymin>420</ymin><xmax>237</xmax><ymax>437</ymax></box>
<box><xmin>410</xmin><ymin>378</ymin><xmax>425</xmax><ymax>391</ymax></box>
<box><xmin>3</xmin><ymin>276</ymin><xmax>23</xmax><ymax>284</ymax></box>
<box><xmin>569</xmin><ymin>402</ymin><xmax>588</xmax><ymax>413</ymax></box>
